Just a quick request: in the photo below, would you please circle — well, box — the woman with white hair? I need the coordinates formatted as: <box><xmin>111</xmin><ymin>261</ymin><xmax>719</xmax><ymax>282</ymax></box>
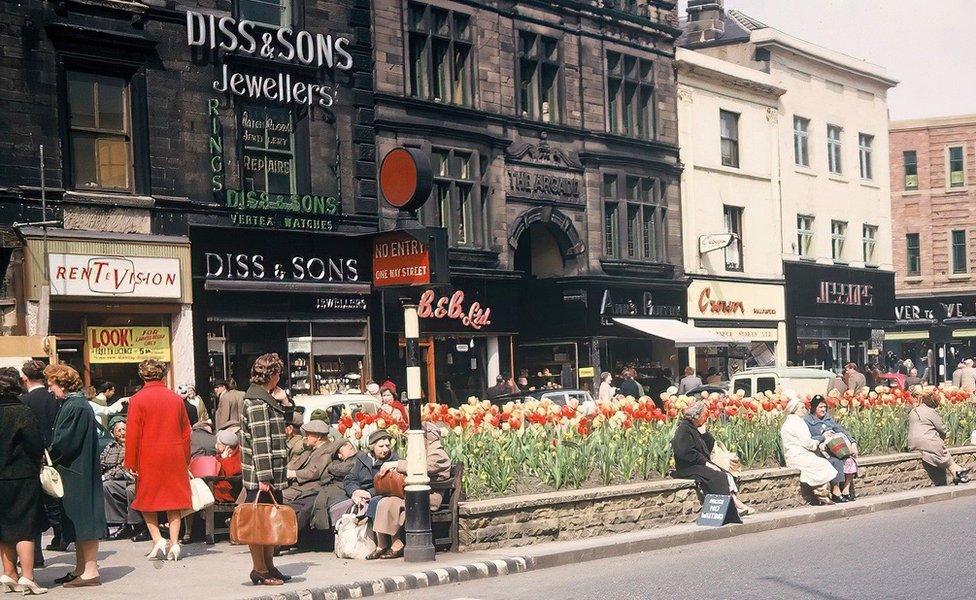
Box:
<box><xmin>780</xmin><ymin>392</ymin><xmax>839</xmax><ymax>504</ymax></box>
<box><xmin>671</xmin><ymin>400</ymin><xmax>752</xmax><ymax>515</ymax></box>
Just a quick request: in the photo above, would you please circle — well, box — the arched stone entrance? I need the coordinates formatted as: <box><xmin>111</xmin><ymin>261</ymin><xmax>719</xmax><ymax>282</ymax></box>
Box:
<box><xmin>508</xmin><ymin>206</ymin><xmax>585</xmax><ymax>278</ymax></box>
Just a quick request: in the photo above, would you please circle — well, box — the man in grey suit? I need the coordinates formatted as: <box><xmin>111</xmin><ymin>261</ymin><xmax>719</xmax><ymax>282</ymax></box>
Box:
<box><xmin>844</xmin><ymin>363</ymin><xmax>867</xmax><ymax>392</ymax></box>
<box><xmin>282</xmin><ymin>420</ymin><xmax>336</xmax><ymax>531</ymax></box>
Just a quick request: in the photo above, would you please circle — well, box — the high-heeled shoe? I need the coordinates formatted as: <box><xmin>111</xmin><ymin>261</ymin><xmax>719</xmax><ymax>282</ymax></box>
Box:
<box><xmin>248</xmin><ymin>571</ymin><xmax>283</xmax><ymax>586</ymax></box>
<box><xmin>166</xmin><ymin>543</ymin><xmax>181</xmax><ymax>561</ymax></box>
<box><xmin>17</xmin><ymin>578</ymin><xmax>47</xmax><ymax>595</ymax></box>
<box><xmin>0</xmin><ymin>574</ymin><xmax>21</xmax><ymax>593</ymax></box>
<box><xmin>146</xmin><ymin>539</ymin><xmax>168</xmax><ymax>560</ymax></box>
<box><xmin>267</xmin><ymin>568</ymin><xmax>291</xmax><ymax>582</ymax></box>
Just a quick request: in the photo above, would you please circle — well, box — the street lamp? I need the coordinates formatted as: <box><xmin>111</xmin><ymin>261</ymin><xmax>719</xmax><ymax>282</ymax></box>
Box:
<box><xmin>402</xmin><ymin>301</ymin><xmax>435</xmax><ymax>561</ymax></box>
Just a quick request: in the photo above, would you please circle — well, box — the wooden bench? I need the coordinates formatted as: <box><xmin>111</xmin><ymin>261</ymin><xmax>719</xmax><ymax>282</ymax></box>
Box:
<box><xmin>431</xmin><ymin>463</ymin><xmax>463</xmax><ymax>552</ymax></box>
<box><xmin>202</xmin><ymin>475</ymin><xmax>243</xmax><ymax>545</ymax></box>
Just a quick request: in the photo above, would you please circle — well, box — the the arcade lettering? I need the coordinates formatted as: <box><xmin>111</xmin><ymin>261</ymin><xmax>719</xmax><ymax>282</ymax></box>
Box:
<box><xmin>816</xmin><ymin>282</ymin><xmax>873</xmax><ymax>307</ymax></box>
<box><xmin>205</xmin><ymin>253</ymin><xmax>358</xmax><ymax>282</ymax></box>
<box><xmin>418</xmin><ymin>290</ymin><xmax>492</xmax><ymax>330</ymax></box>
<box><xmin>507</xmin><ymin>167</ymin><xmax>581</xmax><ymax>203</ymax></box>
<box><xmin>186</xmin><ymin>11</ymin><xmax>352</xmax><ymax>108</ymax></box>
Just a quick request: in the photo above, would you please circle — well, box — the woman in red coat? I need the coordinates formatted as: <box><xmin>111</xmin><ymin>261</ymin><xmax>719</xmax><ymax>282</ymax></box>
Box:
<box><xmin>124</xmin><ymin>359</ymin><xmax>191</xmax><ymax>562</ymax></box>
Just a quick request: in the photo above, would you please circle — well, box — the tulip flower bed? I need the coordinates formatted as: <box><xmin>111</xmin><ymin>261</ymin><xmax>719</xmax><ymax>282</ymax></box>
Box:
<box><xmin>335</xmin><ymin>387</ymin><xmax>976</xmax><ymax>499</ymax></box>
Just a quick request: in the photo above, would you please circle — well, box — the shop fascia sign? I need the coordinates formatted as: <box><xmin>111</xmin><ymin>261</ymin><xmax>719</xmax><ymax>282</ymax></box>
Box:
<box><xmin>186</xmin><ymin>11</ymin><xmax>353</xmax><ymax>108</ymax></box>
<box><xmin>895</xmin><ymin>300</ymin><xmax>973</xmax><ymax>322</ymax></box>
<box><xmin>204</xmin><ymin>252</ymin><xmax>359</xmax><ymax>282</ymax></box>
<box><xmin>49</xmin><ymin>253</ymin><xmax>181</xmax><ymax>299</ymax></box>
<box><xmin>599</xmin><ymin>289</ymin><xmax>682</xmax><ymax>324</ymax></box>
<box><xmin>816</xmin><ymin>282</ymin><xmax>873</xmax><ymax>307</ymax></box>
<box><xmin>688</xmin><ymin>280</ymin><xmax>784</xmax><ymax>321</ymax></box>
<box><xmin>418</xmin><ymin>289</ymin><xmax>492</xmax><ymax>331</ymax></box>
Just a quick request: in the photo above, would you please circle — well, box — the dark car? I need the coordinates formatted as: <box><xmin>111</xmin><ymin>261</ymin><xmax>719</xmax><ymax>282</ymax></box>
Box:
<box><xmin>683</xmin><ymin>383</ymin><xmax>730</xmax><ymax>397</ymax></box>
<box><xmin>488</xmin><ymin>388</ymin><xmax>594</xmax><ymax>408</ymax></box>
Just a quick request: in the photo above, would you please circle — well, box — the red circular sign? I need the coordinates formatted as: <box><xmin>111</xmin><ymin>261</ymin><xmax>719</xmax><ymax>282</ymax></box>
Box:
<box><xmin>379</xmin><ymin>147</ymin><xmax>433</xmax><ymax>212</ymax></box>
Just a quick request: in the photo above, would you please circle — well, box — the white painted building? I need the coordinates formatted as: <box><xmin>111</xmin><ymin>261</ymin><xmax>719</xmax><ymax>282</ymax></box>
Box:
<box><xmin>676</xmin><ymin>47</ymin><xmax>788</xmax><ymax>374</ymax></box>
<box><xmin>680</xmin><ymin>2</ymin><xmax>898</xmax><ymax>368</ymax></box>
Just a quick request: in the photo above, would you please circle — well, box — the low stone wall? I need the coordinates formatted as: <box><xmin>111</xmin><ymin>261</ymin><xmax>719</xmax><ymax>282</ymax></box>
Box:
<box><xmin>457</xmin><ymin>446</ymin><xmax>976</xmax><ymax>551</ymax></box>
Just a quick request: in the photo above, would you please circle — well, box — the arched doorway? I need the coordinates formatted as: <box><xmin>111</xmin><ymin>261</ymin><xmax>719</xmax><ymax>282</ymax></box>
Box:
<box><xmin>508</xmin><ymin>206</ymin><xmax>585</xmax><ymax>279</ymax></box>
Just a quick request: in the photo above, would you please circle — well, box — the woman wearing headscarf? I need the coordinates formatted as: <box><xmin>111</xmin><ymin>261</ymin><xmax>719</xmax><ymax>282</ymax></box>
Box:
<box><xmin>368</xmin><ymin>422</ymin><xmax>451</xmax><ymax>559</ymax></box>
<box><xmin>780</xmin><ymin>392</ymin><xmax>839</xmax><ymax>505</ymax></box>
<box><xmin>671</xmin><ymin>400</ymin><xmax>752</xmax><ymax>515</ymax></box>
<box><xmin>46</xmin><ymin>364</ymin><xmax>105</xmax><ymax>588</ymax></box>
<box><xmin>124</xmin><ymin>359</ymin><xmax>191</xmax><ymax>562</ymax></box>
<box><xmin>908</xmin><ymin>389</ymin><xmax>971</xmax><ymax>485</ymax></box>
<box><xmin>0</xmin><ymin>366</ymin><xmax>46</xmax><ymax>595</ymax></box>
<box><xmin>340</xmin><ymin>431</ymin><xmax>400</xmax><ymax>542</ymax></box>
<box><xmin>804</xmin><ymin>395</ymin><xmax>858</xmax><ymax>502</ymax></box>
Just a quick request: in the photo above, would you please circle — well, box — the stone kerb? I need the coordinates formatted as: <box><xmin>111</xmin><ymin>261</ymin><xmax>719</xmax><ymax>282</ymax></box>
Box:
<box><xmin>457</xmin><ymin>447</ymin><xmax>976</xmax><ymax>551</ymax></box>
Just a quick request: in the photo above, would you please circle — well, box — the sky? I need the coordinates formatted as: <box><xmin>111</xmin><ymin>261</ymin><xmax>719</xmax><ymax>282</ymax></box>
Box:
<box><xmin>676</xmin><ymin>0</ymin><xmax>975</xmax><ymax>121</ymax></box>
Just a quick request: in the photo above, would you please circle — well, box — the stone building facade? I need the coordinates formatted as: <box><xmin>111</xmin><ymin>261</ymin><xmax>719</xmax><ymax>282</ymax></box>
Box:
<box><xmin>372</xmin><ymin>0</ymin><xmax>687</xmax><ymax>400</ymax></box>
<box><xmin>887</xmin><ymin>115</ymin><xmax>976</xmax><ymax>379</ymax></box>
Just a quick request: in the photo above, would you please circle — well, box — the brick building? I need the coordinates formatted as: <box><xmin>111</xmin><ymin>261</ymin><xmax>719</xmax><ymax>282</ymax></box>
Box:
<box><xmin>372</xmin><ymin>0</ymin><xmax>688</xmax><ymax>400</ymax></box>
<box><xmin>0</xmin><ymin>0</ymin><xmax>378</xmax><ymax>395</ymax></box>
<box><xmin>887</xmin><ymin>115</ymin><xmax>976</xmax><ymax>381</ymax></box>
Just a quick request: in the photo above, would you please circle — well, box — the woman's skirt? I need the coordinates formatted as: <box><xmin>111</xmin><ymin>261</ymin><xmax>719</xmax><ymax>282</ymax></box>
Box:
<box><xmin>0</xmin><ymin>477</ymin><xmax>45</xmax><ymax>543</ymax></box>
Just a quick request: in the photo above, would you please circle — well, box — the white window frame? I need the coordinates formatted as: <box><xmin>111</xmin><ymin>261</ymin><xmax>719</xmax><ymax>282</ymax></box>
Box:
<box><xmin>831</xmin><ymin>220</ymin><xmax>847</xmax><ymax>261</ymax></box>
<box><xmin>793</xmin><ymin>116</ymin><xmax>810</xmax><ymax>167</ymax></box>
<box><xmin>858</xmin><ymin>133</ymin><xmax>874</xmax><ymax>180</ymax></box>
<box><xmin>827</xmin><ymin>124</ymin><xmax>842</xmax><ymax>175</ymax></box>
<box><xmin>797</xmin><ymin>215</ymin><xmax>814</xmax><ymax>258</ymax></box>
<box><xmin>862</xmin><ymin>224</ymin><xmax>878</xmax><ymax>264</ymax></box>
<box><xmin>948</xmin><ymin>145</ymin><xmax>966</xmax><ymax>189</ymax></box>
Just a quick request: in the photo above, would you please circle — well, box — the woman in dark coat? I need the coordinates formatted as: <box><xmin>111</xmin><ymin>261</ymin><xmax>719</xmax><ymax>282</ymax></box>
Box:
<box><xmin>46</xmin><ymin>363</ymin><xmax>105</xmax><ymax>588</ymax></box>
<box><xmin>0</xmin><ymin>367</ymin><xmax>46</xmax><ymax>594</ymax></box>
<box><xmin>804</xmin><ymin>395</ymin><xmax>858</xmax><ymax>502</ymax></box>
<box><xmin>671</xmin><ymin>400</ymin><xmax>752</xmax><ymax>515</ymax></box>
<box><xmin>341</xmin><ymin>430</ymin><xmax>400</xmax><ymax>524</ymax></box>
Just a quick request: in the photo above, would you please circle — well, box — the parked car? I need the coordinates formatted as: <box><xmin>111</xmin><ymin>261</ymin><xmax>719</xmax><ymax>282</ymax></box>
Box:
<box><xmin>292</xmin><ymin>393</ymin><xmax>379</xmax><ymax>424</ymax></box>
<box><xmin>489</xmin><ymin>388</ymin><xmax>596</xmax><ymax>413</ymax></box>
<box><xmin>728</xmin><ymin>366</ymin><xmax>836</xmax><ymax>397</ymax></box>
<box><xmin>684</xmin><ymin>383</ymin><xmax>731</xmax><ymax>397</ymax></box>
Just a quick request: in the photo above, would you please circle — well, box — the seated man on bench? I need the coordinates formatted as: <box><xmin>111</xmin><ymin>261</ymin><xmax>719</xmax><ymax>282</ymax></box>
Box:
<box><xmin>281</xmin><ymin>421</ymin><xmax>337</xmax><ymax>530</ymax></box>
<box><xmin>310</xmin><ymin>439</ymin><xmax>359</xmax><ymax>533</ymax></box>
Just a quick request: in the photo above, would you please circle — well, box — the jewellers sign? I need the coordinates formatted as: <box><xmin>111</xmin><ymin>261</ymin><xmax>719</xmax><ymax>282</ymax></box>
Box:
<box><xmin>186</xmin><ymin>11</ymin><xmax>353</xmax><ymax>108</ymax></box>
<box><xmin>687</xmin><ymin>279</ymin><xmax>784</xmax><ymax>322</ymax></box>
<box><xmin>49</xmin><ymin>254</ymin><xmax>181</xmax><ymax>299</ymax></box>
<box><xmin>784</xmin><ymin>261</ymin><xmax>894</xmax><ymax>322</ymax></box>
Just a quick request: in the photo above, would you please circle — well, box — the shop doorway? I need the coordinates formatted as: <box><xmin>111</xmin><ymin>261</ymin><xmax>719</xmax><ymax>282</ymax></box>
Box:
<box><xmin>513</xmin><ymin>223</ymin><xmax>580</xmax><ymax>279</ymax></box>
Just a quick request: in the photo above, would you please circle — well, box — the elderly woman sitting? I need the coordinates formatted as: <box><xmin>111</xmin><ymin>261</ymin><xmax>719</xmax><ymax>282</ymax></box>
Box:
<box><xmin>804</xmin><ymin>395</ymin><xmax>858</xmax><ymax>502</ymax></box>
<box><xmin>341</xmin><ymin>431</ymin><xmax>401</xmax><ymax>553</ymax></box>
<box><xmin>781</xmin><ymin>394</ymin><xmax>841</xmax><ymax>505</ymax></box>
<box><xmin>909</xmin><ymin>390</ymin><xmax>971</xmax><ymax>485</ymax></box>
<box><xmin>671</xmin><ymin>400</ymin><xmax>752</xmax><ymax>516</ymax></box>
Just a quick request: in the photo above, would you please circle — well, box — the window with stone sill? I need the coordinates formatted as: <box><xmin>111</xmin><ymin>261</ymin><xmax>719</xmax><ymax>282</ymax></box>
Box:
<box><xmin>66</xmin><ymin>70</ymin><xmax>133</xmax><ymax>192</ymax></box>
<box><xmin>863</xmin><ymin>224</ymin><xmax>878</xmax><ymax>264</ymax></box>
<box><xmin>948</xmin><ymin>146</ymin><xmax>965</xmax><ymax>188</ymax></box>
<box><xmin>518</xmin><ymin>31</ymin><xmax>561</xmax><ymax>124</ymax></box>
<box><xmin>606</xmin><ymin>51</ymin><xmax>655</xmax><ymax>140</ymax></box>
<box><xmin>797</xmin><ymin>214</ymin><xmax>814</xmax><ymax>258</ymax></box>
<box><xmin>407</xmin><ymin>2</ymin><xmax>473</xmax><ymax>107</ymax></box>
<box><xmin>831</xmin><ymin>220</ymin><xmax>847</xmax><ymax>261</ymax></box>
<box><xmin>793</xmin><ymin>116</ymin><xmax>810</xmax><ymax>168</ymax></box>
<box><xmin>903</xmin><ymin>150</ymin><xmax>918</xmax><ymax>190</ymax></box>
<box><xmin>858</xmin><ymin>133</ymin><xmax>874</xmax><ymax>180</ymax></box>
<box><xmin>602</xmin><ymin>172</ymin><xmax>666</xmax><ymax>262</ymax></box>
<box><xmin>420</xmin><ymin>147</ymin><xmax>485</xmax><ymax>249</ymax></box>
<box><xmin>827</xmin><ymin>124</ymin><xmax>843</xmax><ymax>175</ymax></box>
<box><xmin>237</xmin><ymin>0</ymin><xmax>292</xmax><ymax>29</ymax></box>
<box><xmin>952</xmin><ymin>229</ymin><xmax>967</xmax><ymax>274</ymax></box>
<box><xmin>906</xmin><ymin>233</ymin><xmax>920</xmax><ymax>276</ymax></box>
<box><xmin>720</xmin><ymin>110</ymin><xmax>739</xmax><ymax>168</ymax></box>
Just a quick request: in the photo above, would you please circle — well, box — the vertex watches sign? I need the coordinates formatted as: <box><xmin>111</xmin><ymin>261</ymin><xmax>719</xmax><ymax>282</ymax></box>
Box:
<box><xmin>49</xmin><ymin>254</ymin><xmax>182</xmax><ymax>299</ymax></box>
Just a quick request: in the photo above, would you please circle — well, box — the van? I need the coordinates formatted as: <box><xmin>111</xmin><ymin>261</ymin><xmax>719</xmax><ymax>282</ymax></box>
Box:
<box><xmin>728</xmin><ymin>366</ymin><xmax>835</xmax><ymax>398</ymax></box>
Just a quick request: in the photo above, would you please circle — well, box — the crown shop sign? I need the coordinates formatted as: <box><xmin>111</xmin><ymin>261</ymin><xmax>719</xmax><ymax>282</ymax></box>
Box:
<box><xmin>186</xmin><ymin>11</ymin><xmax>353</xmax><ymax>108</ymax></box>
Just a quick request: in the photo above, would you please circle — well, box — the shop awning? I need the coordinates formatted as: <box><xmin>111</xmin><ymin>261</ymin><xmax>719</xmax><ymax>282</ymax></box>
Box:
<box><xmin>611</xmin><ymin>317</ymin><xmax>746</xmax><ymax>347</ymax></box>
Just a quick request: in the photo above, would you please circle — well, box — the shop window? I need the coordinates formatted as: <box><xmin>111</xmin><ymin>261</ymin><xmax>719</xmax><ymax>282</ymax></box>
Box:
<box><xmin>831</xmin><ymin>220</ymin><xmax>847</xmax><ymax>262</ymax></box>
<box><xmin>903</xmin><ymin>150</ymin><xmax>918</xmax><ymax>190</ymax></box>
<box><xmin>720</xmin><ymin>110</ymin><xmax>739</xmax><ymax>168</ymax></box>
<box><xmin>793</xmin><ymin>116</ymin><xmax>810</xmax><ymax>167</ymax></box>
<box><xmin>863</xmin><ymin>224</ymin><xmax>878</xmax><ymax>264</ymax></box>
<box><xmin>827</xmin><ymin>124</ymin><xmax>842</xmax><ymax>174</ymax></box>
<box><xmin>66</xmin><ymin>71</ymin><xmax>133</xmax><ymax>191</ymax></box>
<box><xmin>858</xmin><ymin>133</ymin><xmax>873</xmax><ymax>180</ymax></box>
<box><xmin>606</xmin><ymin>51</ymin><xmax>654</xmax><ymax>139</ymax></box>
<box><xmin>723</xmin><ymin>205</ymin><xmax>743</xmax><ymax>272</ymax></box>
<box><xmin>948</xmin><ymin>146</ymin><xmax>965</xmax><ymax>188</ymax></box>
<box><xmin>237</xmin><ymin>0</ymin><xmax>291</xmax><ymax>28</ymax></box>
<box><xmin>286</xmin><ymin>321</ymin><xmax>367</xmax><ymax>396</ymax></box>
<box><xmin>952</xmin><ymin>229</ymin><xmax>967</xmax><ymax>274</ymax></box>
<box><xmin>797</xmin><ymin>215</ymin><xmax>814</xmax><ymax>258</ymax></box>
<box><xmin>240</xmin><ymin>104</ymin><xmax>296</xmax><ymax>194</ymax></box>
<box><xmin>602</xmin><ymin>172</ymin><xmax>666</xmax><ymax>262</ymax></box>
<box><xmin>906</xmin><ymin>233</ymin><xmax>920</xmax><ymax>276</ymax></box>
<box><xmin>407</xmin><ymin>2</ymin><xmax>473</xmax><ymax>106</ymax></box>
<box><xmin>518</xmin><ymin>31</ymin><xmax>561</xmax><ymax>123</ymax></box>
<box><xmin>425</xmin><ymin>147</ymin><xmax>483</xmax><ymax>248</ymax></box>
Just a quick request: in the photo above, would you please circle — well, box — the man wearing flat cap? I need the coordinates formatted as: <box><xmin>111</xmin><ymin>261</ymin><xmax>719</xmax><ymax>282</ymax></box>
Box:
<box><xmin>281</xmin><ymin>420</ymin><xmax>336</xmax><ymax>530</ymax></box>
<box><xmin>284</xmin><ymin>411</ymin><xmax>306</xmax><ymax>462</ymax></box>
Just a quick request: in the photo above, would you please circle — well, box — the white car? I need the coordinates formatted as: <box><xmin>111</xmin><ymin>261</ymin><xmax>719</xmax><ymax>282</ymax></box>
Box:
<box><xmin>292</xmin><ymin>393</ymin><xmax>380</xmax><ymax>424</ymax></box>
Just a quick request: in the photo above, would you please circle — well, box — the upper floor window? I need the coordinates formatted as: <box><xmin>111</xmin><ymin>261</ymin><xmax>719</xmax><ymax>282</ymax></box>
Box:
<box><xmin>948</xmin><ymin>146</ymin><xmax>965</xmax><ymax>188</ymax></box>
<box><xmin>863</xmin><ymin>224</ymin><xmax>878</xmax><ymax>264</ymax></box>
<box><xmin>723</xmin><ymin>205</ymin><xmax>743</xmax><ymax>272</ymax></box>
<box><xmin>831</xmin><ymin>220</ymin><xmax>847</xmax><ymax>261</ymax></box>
<box><xmin>408</xmin><ymin>2</ymin><xmax>473</xmax><ymax>107</ymax></box>
<box><xmin>793</xmin><ymin>116</ymin><xmax>810</xmax><ymax>167</ymax></box>
<box><xmin>858</xmin><ymin>133</ymin><xmax>874</xmax><ymax>180</ymax></box>
<box><xmin>238</xmin><ymin>0</ymin><xmax>291</xmax><ymax>28</ymax></box>
<box><xmin>427</xmin><ymin>147</ymin><xmax>484</xmax><ymax>248</ymax></box>
<box><xmin>720</xmin><ymin>110</ymin><xmax>739</xmax><ymax>168</ymax></box>
<box><xmin>797</xmin><ymin>215</ymin><xmax>814</xmax><ymax>258</ymax></box>
<box><xmin>603</xmin><ymin>173</ymin><xmax>666</xmax><ymax>262</ymax></box>
<box><xmin>606</xmin><ymin>51</ymin><xmax>655</xmax><ymax>139</ymax></box>
<box><xmin>903</xmin><ymin>150</ymin><xmax>918</xmax><ymax>190</ymax></box>
<box><xmin>240</xmin><ymin>104</ymin><xmax>295</xmax><ymax>194</ymax></box>
<box><xmin>952</xmin><ymin>229</ymin><xmax>968</xmax><ymax>274</ymax></box>
<box><xmin>66</xmin><ymin>70</ymin><xmax>132</xmax><ymax>192</ymax></box>
<box><xmin>827</xmin><ymin>125</ymin><xmax>843</xmax><ymax>175</ymax></box>
<box><xmin>906</xmin><ymin>233</ymin><xmax>920</xmax><ymax>276</ymax></box>
<box><xmin>518</xmin><ymin>31</ymin><xmax>560</xmax><ymax>123</ymax></box>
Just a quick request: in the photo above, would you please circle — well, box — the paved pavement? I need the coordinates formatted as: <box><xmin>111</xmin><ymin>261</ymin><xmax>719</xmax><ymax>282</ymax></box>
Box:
<box><xmin>388</xmin><ymin>493</ymin><xmax>976</xmax><ymax>600</ymax></box>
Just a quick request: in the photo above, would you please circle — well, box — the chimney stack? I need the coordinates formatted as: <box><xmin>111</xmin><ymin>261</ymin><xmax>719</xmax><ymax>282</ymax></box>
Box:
<box><xmin>685</xmin><ymin>0</ymin><xmax>725</xmax><ymax>43</ymax></box>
